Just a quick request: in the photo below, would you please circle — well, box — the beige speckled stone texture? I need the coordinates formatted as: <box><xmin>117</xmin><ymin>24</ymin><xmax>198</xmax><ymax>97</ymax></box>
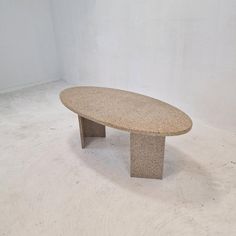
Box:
<box><xmin>60</xmin><ymin>87</ymin><xmax>192</xmax><ymax>136</ymax></box>
<box><xmin>60</xmin><ymin>86</ymin><xmax>192</xmax><ymax>179</ymax></box>
<box><xmin>78</xmin><ymin>116</ymin><xmax>106</xmax><ymax>148</ymax></box>
<box><xmin>130</xmin><ymin>133</ymin><xmax>165</xmax><ymax>179</ymax></box>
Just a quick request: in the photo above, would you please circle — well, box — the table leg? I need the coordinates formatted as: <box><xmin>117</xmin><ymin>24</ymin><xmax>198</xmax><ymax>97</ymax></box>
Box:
<box><xmin>78</xmin><ymin>116</ymin><xmax>106</xmax><ymax>148</ymax></box>
<box><xmin>130</xmin><ymin>133</ymin><xmax>165</xmax><ymax>179</ymax></box>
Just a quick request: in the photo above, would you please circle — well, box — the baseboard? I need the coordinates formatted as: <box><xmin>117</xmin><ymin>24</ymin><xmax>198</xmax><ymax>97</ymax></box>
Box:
<box><xmin>0</xmin><ymin>79</ymin><xmax>62</xmax><ymax>94</ymax></box>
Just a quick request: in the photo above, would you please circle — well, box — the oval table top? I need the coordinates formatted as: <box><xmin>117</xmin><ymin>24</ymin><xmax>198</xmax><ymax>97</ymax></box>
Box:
<box><xmin>60</xmin><ymin>87</ymin><xmax>192</xmax><ymax>136</ymax></box>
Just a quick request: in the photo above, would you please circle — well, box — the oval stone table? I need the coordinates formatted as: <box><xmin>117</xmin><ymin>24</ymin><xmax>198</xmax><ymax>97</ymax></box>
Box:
<box><xmin>60</xmin><ymin>87</ymin><xmax>192</xmax><ymax>179</ymax></box>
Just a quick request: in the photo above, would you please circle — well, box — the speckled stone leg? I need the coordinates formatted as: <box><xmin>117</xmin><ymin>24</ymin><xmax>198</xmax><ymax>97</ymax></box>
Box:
<box><xmin>130</xmin><ymin>133</ymin><xmax>165</xmax><ymax>179</ymax></box>
<box><xmin>78</xmin><ymin>116</ymin><xmax>106</xmax><ymax>148</ymax></box>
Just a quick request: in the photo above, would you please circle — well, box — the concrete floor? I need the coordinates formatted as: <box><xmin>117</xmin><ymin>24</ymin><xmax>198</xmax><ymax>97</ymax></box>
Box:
<box><xmin>0</xmin><ymin>81</ymin><xmax>236</xmax><ymax>236</ymax></box>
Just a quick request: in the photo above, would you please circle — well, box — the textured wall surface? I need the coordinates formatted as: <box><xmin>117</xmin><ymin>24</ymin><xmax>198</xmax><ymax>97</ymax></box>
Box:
<box><xmin>51</xmin><ymin>0</ymin><xmax>236</xmax><ymax>132</ymax></box>
<box><xmin>0</xmin><ymin>0</ymin><xmax>60</xmax><ymax>92</ymax></box>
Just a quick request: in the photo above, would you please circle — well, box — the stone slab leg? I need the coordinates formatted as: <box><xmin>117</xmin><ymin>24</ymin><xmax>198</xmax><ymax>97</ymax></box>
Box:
<box><xmin>78</xmin><ymin>116</ymin><xmax>106</xmax><ymax>148</ymax></box>
<box><xmin>130</xmin><ymin>133</ymin><xmax>165</xmax><ymax>179</ymax></box>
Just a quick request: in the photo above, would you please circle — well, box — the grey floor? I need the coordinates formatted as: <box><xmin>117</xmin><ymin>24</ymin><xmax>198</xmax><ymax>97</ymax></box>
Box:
<box><xmin>0</xmin><ymin>81</ymin><xmax>236</xmax><ymax>236</ymax></box>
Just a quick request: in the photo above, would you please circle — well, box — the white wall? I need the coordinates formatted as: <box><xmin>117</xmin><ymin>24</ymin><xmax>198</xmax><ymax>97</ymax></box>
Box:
<box><xmin>1</xmin><ymin>0</ymin><xmax>233</xmax><ymax>132</ymax></box>
<box><xmin>51</xmin><ymin>0</ymin><xmax>236</xmax><ymax>132</ymax></box>
<box><xmin>0</xmin><ymin>0</ymin><xmax>59</xmax><ymax>92</ymax></box>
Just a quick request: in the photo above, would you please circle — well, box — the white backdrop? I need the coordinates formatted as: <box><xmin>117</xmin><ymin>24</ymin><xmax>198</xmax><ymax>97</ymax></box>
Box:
<box><xmin>0</xmin><ymin>0</ymin><xmax>235</xmax><ymax>132</ymax></box>
<box><xmin>0</xmin><ymin>0</ymin><xmax>59</xmax><ymax>92</ymax></box>
<box><xmin>51</xmin><ymin>0</ymin><xmax>236</xmax><ymax>132</ymax></box>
